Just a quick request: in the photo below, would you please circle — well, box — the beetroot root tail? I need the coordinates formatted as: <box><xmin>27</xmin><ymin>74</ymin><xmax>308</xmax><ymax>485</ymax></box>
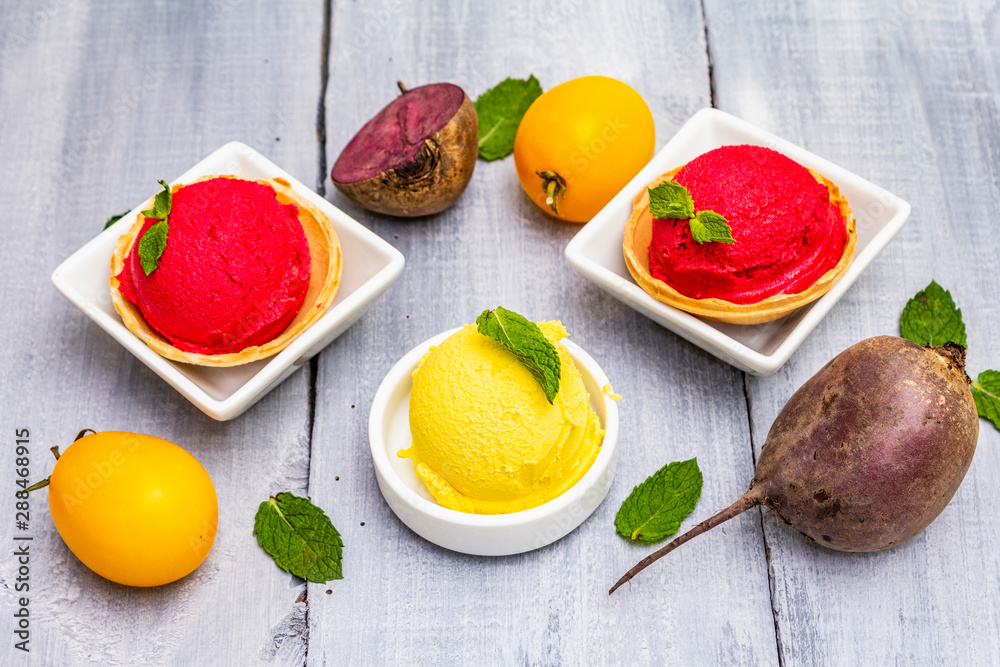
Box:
<box><xmin>609</xmin><ymin>491</ymin><xmax>761</xmax><ymax>595</ymax></box>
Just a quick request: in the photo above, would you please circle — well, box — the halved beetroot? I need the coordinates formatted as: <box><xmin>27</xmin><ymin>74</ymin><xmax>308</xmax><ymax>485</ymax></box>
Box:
<box><xmin>331</xmin><ymin>82</ymin><xmax>478</xmax><ymax>217</ymax></box>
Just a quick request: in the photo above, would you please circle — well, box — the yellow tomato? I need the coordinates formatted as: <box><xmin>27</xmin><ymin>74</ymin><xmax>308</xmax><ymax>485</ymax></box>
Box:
<box><xmin>513</xmin><ymin>76</ymin><xmax>655</xmax><ymax>223</ymax></box>
<box><xmin>48</xmin><ymin>431</ymin><xmax>218</xmax><ymax>587</ymax></box>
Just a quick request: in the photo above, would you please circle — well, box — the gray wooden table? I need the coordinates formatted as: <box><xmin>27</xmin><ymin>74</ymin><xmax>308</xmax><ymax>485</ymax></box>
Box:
<box><xmin>2</xmin><ymin>1</ymin><xmax>998</xmax><ymax>665</ymax></box>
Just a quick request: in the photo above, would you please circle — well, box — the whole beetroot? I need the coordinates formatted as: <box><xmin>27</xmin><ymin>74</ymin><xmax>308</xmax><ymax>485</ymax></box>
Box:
<box><xmin>610</xmin><ymin>336</ymin><xmax>979</xmax><ymax>594</ymax></box>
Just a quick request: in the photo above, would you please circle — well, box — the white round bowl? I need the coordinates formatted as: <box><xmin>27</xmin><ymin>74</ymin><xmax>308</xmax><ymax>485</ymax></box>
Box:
<box><xmin>368</xmin><ymin>328</ymin><xmax>619</xmax><ymax>556</ymax></box>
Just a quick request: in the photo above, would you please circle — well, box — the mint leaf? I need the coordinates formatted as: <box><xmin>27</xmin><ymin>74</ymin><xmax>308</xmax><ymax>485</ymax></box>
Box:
<box><xmin>972</xmin><ymin>370</ymin><xmax>1000</xmax><ymax>431</ymax></box>
<box><xmin>615</xmin><ymin>458</ymin><xmax>703</xmax><ymax>544</ymax></box>
<box><xmin>253</xmin><ymin>492</ymin><xmax>343</xmax><ymax>584</ymax></box>
<box><xmin>690</xmin><ymin>210</ymin><xmax>734</xmax><ymax>244</ymax></box>
<box><xmin>138</xmin><ymin>220</ymin><xmax>169</xmax><ymax>275</ymax></box>
<box><xmin>474</xmin><ymin>75</ymin><xmax>543</xmax><ymax>161</ymax></box>
<box><xmin>141</xmin><ymin>180</ymin><xmax>172</xmax><ymax>220</ymax></box>
<box><xmin>136</xmin><ymin>180</ymin><xmax>173</xmax><ymax>275</ymax></box>
<box><xmin>648</xmin><ymin>181</ymin><xmax>732</xmax><ymax>245</ymax></box>
<box><xmin>900</xmin><ymin>280</ymin><xmax>967</xmax><ymax>347</ymax></box>
<box><xmin>648</xmin><ymin>181</ymin><xmax>695</xmax><ymax>220</ymax></box>
<box><xmin>104</xmin><ymin>210</ymin><xmax>130</xmax><ymax>230</ymax></box>
<box><xmin>475</xmin><ymin>306</ymin><xmax>561</xmax><ymax>402</ymax></box>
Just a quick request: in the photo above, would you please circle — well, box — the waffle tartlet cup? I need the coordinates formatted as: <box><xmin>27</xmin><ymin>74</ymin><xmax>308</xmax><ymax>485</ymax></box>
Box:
<box><xmin>109</xmin><ymin>176</ymin><xmax>342</xmax><ymax>366</ymax></box>
<box><xmin>623</xmin><ymin>166</ymin><xmax>857</xmax><ymax>325</ymax></box>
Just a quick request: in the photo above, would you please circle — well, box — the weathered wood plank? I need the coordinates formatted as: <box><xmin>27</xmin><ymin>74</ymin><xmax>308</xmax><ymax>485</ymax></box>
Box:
<box><xmin>704</xmin><ymin>0</ymin><xmax>1000</xmax><ymax>663</ymax></box>
<box><xmin>7</xmin><ymin>0</ymin><xmax>996</xmax><ymax>663</ymax></box>
<box><xmin>310</xmin><ymin>1</ymin><xmax>778</xmax><ymax>664</ymax></box>
<box><xmin>0</xmin><ymin>1</ymin><xmax>324</xmax><ymax>664</ymax></box>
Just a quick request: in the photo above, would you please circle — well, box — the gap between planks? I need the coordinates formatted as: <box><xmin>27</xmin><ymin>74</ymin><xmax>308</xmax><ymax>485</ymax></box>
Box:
<box><xmin>702</xmin><ymin>0</ymin><xmax>779</xmax><ymax>657</ymax></box>
<box><xmin>299</xmin><ymin>0</ymin><xmax>335</xmax><ymax>663</ymax></box>
<box><xmin>698</xmin><ymin>0</ymin><xmax>717</xmax><ymax>108</ymax></box>
<box><xmin>743</xmin><ymin>373</ymin><xmax>785</xmax><ymax>666</ymax></box>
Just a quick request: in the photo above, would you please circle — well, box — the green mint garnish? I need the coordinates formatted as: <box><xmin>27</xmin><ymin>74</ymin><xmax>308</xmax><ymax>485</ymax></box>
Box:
<box><xmin>900</xmin><ymin>280</ymin><xmax>967</xmax><ymax>347</ymax></box>
<box><xmin>136</xmin><ymin>180</ymin><xmax>173</xmax><ymax>275</ymax></box>
<box><xmin>615</xmin><ymin>458</ymin><xmax>703</xmax><ymax>544</ymax></box>
<box><xmin>141</xmin><ymin>179</ymin><xmax>172</xmax><ymax>220</ymax></box>
<box><xmin>103</xmin><ymin>210</ymin><xmax>130</xmax><ymax>230</ymax></box>
<box><xmin>474</xmin><ymin>75</ymin><xmax>543</xmax><ymax>161</ymax></box>
<box><xmin>475</xmin><ymin>306</ymin><xmax>561</xmax><ymax>403</ymax></box>
<box><xmin>690</xmin><ymin>210</ymin><xmax>735</xmax><ymax>244</ymax></box>
<box><xmin>647</xmin><ymin>180</ymin><xmax>694</xmax><ymax>220</ymax></box>
<box><xmin>253</xmin><ymin>492</ymin><xmax>343</xmax><ymax>584</ymax></box>
<box><xmin>972</xmin><ymin>370</ymin><xmax>1000</xmax><ymax>430</ymax></box>
<box><xmin>138</xmin><ymin>220</ymin><xmax>169</xmax><ymax>275</ymax></box>
<box><xmin>647</xmin><ymin>180</ymin><xmax>733</xmax><ymax>245</ymax></box>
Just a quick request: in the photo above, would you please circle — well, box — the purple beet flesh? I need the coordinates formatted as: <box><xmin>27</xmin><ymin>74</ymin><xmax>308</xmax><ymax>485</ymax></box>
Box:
<box><xmin>331</xmin><ymin>82</ymin><xmax>477</xmax><ymax>217</ymax></box>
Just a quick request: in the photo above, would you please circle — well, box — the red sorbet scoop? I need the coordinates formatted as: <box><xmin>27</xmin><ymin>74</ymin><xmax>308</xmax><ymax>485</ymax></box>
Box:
<box><xmin>116</xmin><ymin>178</ymin><xmax>311</xmax><ymax>354</ymax></box>
<box><xmin>647</xmin><ymin>145</ymin><xmax>847</xmax><ymax>305</ymax></box>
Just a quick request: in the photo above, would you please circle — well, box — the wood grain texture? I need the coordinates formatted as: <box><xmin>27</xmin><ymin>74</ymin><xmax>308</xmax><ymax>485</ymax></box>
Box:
<box><xmin>310</xmin><ymin>1</ymin><xmax>778</xmax><ymax>664</ymax></box>
<box><xmin>704</xmin><ymin>0</ymin><xmax>1000</xmax><ymax>663</ymax></box>
<box><xmin>0</xmin><ymin>1</ymin><xmax>324</xmax><ymax>664</ymax></box>
<box><xmin>3</xmin><ymin>0</ymin><xmax>998</xmax><ymax>664</ymax></box>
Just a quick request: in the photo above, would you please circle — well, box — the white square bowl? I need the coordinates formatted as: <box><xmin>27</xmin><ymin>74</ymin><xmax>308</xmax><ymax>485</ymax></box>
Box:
<box><xmin>564</xmin><ymin>108</ymin><xmax>911</xmax><ymax>375</ymax></box>
<box><xmin>52</xmin><ymin>142</ymin><xmax>405</xmax><ymax>420</ymax></box>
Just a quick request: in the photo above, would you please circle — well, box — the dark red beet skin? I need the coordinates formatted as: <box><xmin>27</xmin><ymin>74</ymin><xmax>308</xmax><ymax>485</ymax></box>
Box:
<box><xmin>610</xmin><ymin>336</ymin><xmax>979</xmax><ymax>594</ymax></box>
<box><xmin>332</xmin><ymin>83</ymin><xmax>465</xmax><ymax>184</ymax></box>
<box><xmin>754</xmin><ymin>337</ymin><xmax>977</xmax><ymax>551</ymax></box>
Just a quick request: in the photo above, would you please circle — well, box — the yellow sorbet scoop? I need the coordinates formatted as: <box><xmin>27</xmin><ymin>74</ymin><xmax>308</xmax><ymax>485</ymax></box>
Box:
<box><xmin>399</xmin><ymin>321</ymin><xmax>603</xmax><ymax>514</ymax></box>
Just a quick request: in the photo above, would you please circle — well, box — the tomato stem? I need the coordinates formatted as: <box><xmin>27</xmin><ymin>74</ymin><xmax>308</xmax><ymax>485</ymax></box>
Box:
<box><xmin>536</xmin><ymin>170</ymin><xmax>566</xmax><ymax>216</ymax></box>
<box><xmin>24</xmin><ymin>478</ymin><xmax>50</xmax><ymax>493</ymax></box>
<box><xmin>22</xmin><ymin>430</ymin><xmax>97</xmax><ymax>494</ymax></box>
<box><xmin>74</xmin><ymin>428</ymin><xmax>96</xmax><ymax>443</ymax></box>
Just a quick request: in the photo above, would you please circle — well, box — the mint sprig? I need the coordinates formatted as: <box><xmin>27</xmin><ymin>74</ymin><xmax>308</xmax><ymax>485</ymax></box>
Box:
<box><xmin>253</xmin><ymin>492</ymin><xmax>343</xmax><ymax>584</ymax></box>
<box><xmin>648</xmin><ymin>180</ymin><xmax>733</xmax><ymax>245</ymax></box>
<box><xmin>476</xmin><ymin>306</ymin><xmax>561</xmax><ymax>403</ymax></box>
<box><xmin>615</xmin><ymin>458</ymin><xmax>703</xmax><ymax>544</ymax></box>
<box><xmin>900</xmin><ymin>280</ymin><xmax>967</xmax><ymax>347</ymax></box>
<box><xmin>141</xmin><ymin>179</ymin><xmax>172</xmax><ymax>219</ymax></box>
<box><xmin>474</xmin><ymin>75</ymin><xmax>543</xmax><ymax>161</ymax></box>
<box><xmin>137</xmin><ymin>180</ymin><xmax>172</xmax><ymax>275</ymax></box>
<box><xmin>972</xmin><ymin>370</ymin><xmax>1000</xmax><ymax>430</ymax></box>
